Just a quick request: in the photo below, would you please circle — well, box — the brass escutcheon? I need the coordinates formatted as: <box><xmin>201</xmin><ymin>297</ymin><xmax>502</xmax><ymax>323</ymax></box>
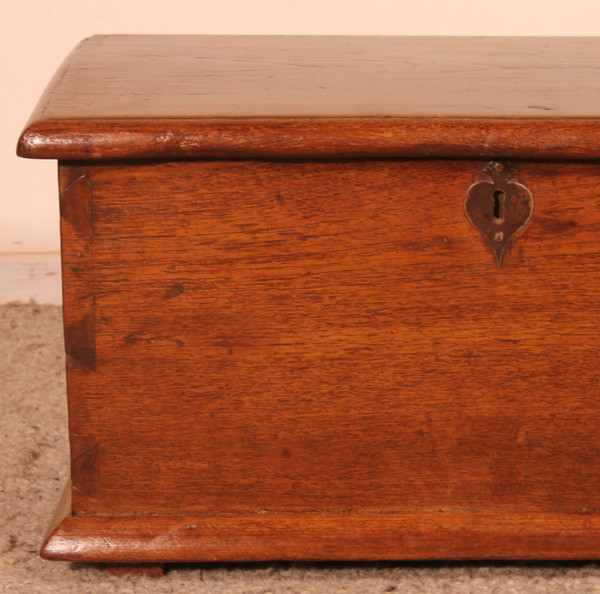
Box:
<box><xmin>465</xmin><ymin>161</ymin><xmax>534</xmax><ymax>266</ymax></box>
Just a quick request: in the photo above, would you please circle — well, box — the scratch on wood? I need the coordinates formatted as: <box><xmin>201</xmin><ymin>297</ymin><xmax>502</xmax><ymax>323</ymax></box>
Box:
<box><xmin>71</xmin><ymin>434</ymin><xmax>101</xmax><ymax>500</ymax></box>
<box><xmin>60</xmin><ymin>171</ymin><xmax>92</xmax><ymax>236</ymax></box>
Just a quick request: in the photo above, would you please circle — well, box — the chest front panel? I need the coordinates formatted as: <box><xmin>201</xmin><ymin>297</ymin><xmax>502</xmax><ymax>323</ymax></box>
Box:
<box><xmin>60</xmin><ymin>159</ymin><xmax>600</xmax><ymax>517</ymax></box>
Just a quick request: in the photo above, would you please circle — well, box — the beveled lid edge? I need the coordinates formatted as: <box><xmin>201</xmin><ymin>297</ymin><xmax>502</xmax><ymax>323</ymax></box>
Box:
<box><xmin>17</xmin><ymin>116</ymin><xmax>600</xmax><ymax>161</ymax></box>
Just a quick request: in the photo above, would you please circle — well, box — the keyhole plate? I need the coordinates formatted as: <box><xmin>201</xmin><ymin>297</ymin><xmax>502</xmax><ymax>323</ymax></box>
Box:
<box><xmin>465</xmin><ymin>162</ymin><xmax>534</xmax><ymax>267</ymax></box>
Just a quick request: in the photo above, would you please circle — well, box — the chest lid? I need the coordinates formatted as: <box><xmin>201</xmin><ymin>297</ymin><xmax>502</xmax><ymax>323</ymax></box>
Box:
<box><xmin>17</xmin><ymin>35</ymin><xmax>600</xmax><ymax>161</ymax></box>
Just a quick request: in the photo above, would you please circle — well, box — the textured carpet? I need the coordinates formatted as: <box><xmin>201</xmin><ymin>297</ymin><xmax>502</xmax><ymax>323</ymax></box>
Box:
<box><xmin>3</xmin><ymin>302</ymin><xmax>600</xmax><ymax>593</ymax></box>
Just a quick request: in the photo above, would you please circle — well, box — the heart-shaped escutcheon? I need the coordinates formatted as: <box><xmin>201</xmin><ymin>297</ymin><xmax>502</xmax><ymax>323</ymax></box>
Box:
<box><xmin>465</xmin><ymin>162</ymin><xmax>534</xmax><ymax>266</ymax></box>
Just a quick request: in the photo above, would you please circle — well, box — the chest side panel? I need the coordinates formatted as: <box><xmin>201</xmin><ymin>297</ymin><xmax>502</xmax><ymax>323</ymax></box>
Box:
<box><xmin>60</xmin><ymin>159</ymin><xmax>600</xmax><ymax>516</ymax></box>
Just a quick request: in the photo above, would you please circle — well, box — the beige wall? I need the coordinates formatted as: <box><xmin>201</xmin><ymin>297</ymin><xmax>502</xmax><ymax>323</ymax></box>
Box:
<box><xmin>3</xmin><ymin>0</ymin><xmax>600</xmax><ymax>254</ymax></box>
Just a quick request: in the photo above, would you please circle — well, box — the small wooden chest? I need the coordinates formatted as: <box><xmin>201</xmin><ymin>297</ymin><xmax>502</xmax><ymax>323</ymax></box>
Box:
<box><xmin>18</xmin><ymin>36</ymin><xmax>600</xmax><ymax>569</ymax></box>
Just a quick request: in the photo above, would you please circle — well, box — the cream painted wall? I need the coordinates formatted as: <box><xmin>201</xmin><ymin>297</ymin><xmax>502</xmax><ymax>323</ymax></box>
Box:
<box><xmin>2</xmin><ymin>0</ymin><xmax>600</xmax><ymax>256</ymax></box>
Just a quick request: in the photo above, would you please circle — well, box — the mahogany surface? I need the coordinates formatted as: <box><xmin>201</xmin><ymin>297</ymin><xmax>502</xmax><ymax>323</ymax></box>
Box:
<box><xmin>50</xmin><ymin>157</ymin><xmax>600</xmax><ymax>560</ymax></box>
<box><xmin>17</xmin><ymin>36</ymin><xmax>600</xmax><ymax>160</ymax></box>
<box><xmin>17</xmin><ymin>35</ymin><xmax>600</xmax><ymax>565</ymax></box>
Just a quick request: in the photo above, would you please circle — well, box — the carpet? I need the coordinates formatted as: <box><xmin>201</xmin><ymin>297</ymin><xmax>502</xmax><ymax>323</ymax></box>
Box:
<box><xmin>2</xmin><ymin>302</ymin><xmax>600</xmax><ymax>593</ymax></box>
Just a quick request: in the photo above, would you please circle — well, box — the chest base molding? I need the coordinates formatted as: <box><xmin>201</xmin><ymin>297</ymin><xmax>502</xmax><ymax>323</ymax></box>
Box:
<box><xmin>42</xmin><ymin>485</ymin><xmax>600</xmax><ymax>562</ymax></box>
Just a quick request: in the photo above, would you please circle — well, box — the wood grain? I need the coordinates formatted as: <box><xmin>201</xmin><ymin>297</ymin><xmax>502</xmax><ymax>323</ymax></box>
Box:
<box><xmin>59</xmin><ymin>167</ymin><xmax>99</xmax><ymax>507</ymax></box>
<box><xmin>43</xmin><ymin>508</ymin><xmax>600</xmax><ymax>562</ymax></box>
<box><xmin>20</xmin><ymin>118</ymin><xmax>600</xmax><ymax>161</ymax></box>
<box><xmin>20</xmin><ymin>35</ymin><xmax>600</xmax><ymax>565</ymax></box>
<box><xmin>55</xmin><ymin>159</ymin><xmax>600</xmax><ymax>558</ymax></box>
<box><xmin>17</xmin><ymin>36</ymin><xmax>600</xmax><ymax>160</ymax></box>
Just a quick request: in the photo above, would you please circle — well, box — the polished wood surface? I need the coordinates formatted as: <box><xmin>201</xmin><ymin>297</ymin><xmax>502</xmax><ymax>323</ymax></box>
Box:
<box><xmin>45</xmin><ymin>157</ymin><xmax>600</xmax><ymax>560</ymax></box>
<box><xmin>19</xmin><ymin>35</ymin><xmax>600</xmax><ymax>566</ymax></box>
<box><xmin>17</xmin><ymin>36</ymin><xmax>600</xmax><ymax>160</ymax></box>
<box><xmin>44</xmin><ymin>510</ymin><xmax>600</xmax><ymax>562</ymax></box>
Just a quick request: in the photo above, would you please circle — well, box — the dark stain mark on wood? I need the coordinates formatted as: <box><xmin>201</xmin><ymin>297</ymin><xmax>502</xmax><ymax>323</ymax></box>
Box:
<box><xmin>164</xmin><ymin>283</ymin><xmax>184</xmax><ymax>299</ymax></box>
<box><xmin>534</xmin><ymin>216</ymin><xmax>579</xmax><ymax>234</ymax></box>
<box><xmin>65</xmin><ymin>312</ymin><xmax>96</xmax><ymax>372</ymax></box>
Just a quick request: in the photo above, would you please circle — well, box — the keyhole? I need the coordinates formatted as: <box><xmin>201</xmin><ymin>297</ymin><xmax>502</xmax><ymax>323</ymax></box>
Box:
<box><xmin>493</xmin><ymin>189</ymin><xmax>505</xmax><ymax>224</ymax></box>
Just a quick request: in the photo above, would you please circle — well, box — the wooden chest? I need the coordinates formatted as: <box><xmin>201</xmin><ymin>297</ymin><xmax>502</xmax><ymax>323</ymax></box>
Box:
<box><xmin>18</xmin><ymin>36</ymin><xmax>600</xmax><ymax>570</ymax></box>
